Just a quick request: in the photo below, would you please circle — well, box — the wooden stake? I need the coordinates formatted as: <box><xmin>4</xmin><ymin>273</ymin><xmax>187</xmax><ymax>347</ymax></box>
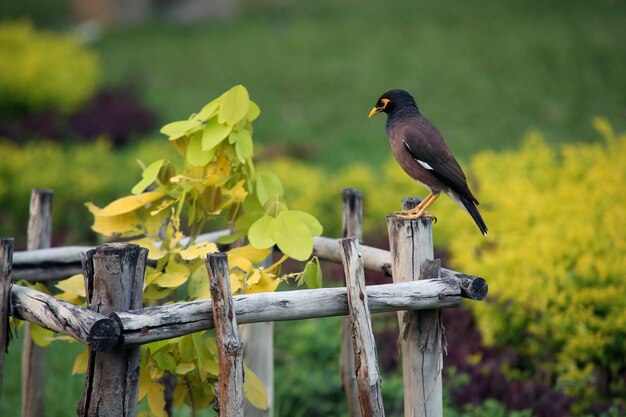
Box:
<box><xmin>387</xmin><ymin>214</ymin><xmax>443</xmax><ymax>417</ymax></box>
<box><xmin>340</xmin><ymin>237</ymin><xmax>385</xmax><ymax>417</ymax></box>
<box><xmin>0</xmin><ymin>238</ymin><xmax>14</xmax><ymax>402</ymax></box>
<box><xmin>78</xmin><ymin>244</ymin><xmax>147</xmax><ymax>417</ymax></box>
<box><xmin>340</xmin><ymin>188</ymin><xmax>364</xmax><ymax>417</ymax></box>
<box><xmin>240</xmin><ymin>255</ymin><xmax>273</xmax><ymax>417</ymax></box>
<box><xmin>206</xmin><ymin>252</ymin><xmax>244</xmax><ymax>417</ymax></box>
<box><xmin>22</xmin><ymin>188</ymin><xmax>53</xmax><ymax>417</ymax></box>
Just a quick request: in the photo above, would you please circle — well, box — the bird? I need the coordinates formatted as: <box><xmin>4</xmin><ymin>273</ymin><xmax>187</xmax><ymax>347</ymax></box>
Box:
<box><xmin>369</xmin><ymin>89</ymin><xmax>488</xmax><ymax>236</ymax></box>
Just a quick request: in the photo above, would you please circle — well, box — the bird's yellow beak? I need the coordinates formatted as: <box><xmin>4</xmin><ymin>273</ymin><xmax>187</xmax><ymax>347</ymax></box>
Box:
<box><xmin>368</xmin><ymin>107</ymin><xmax>382</xmax><ymax>118</ymax></box>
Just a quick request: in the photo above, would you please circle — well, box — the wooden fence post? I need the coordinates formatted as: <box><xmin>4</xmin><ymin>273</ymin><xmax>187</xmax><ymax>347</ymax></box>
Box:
<box><xmin>240</xmin><ymin>255</ymin><xmax>273</xmax><ymax>417</ymax></box>
<box><xmin>206</xmin><ymin>252</ymin><xmax>244</xmax><ymax>417</ymax></box>
<box><xmin>22</xmin><ymin>188</ymin><xmax>53</xmax><ymax>417</ymax></box>
<box><xmin>386</xmin><ymin>202</ymin><xmax>444</xmax><ymax>417</ymax></box>
<box><xmin>339</xmin><ymin>237</ymin><xmax>385</xmax><ymax>417</ymax></box>
<box><xmin>0</xmin><ymin>238</ymin><xmax>14</xmax><ymax>401</ymax></box>
<box><xmin>340</xmin><ymin>188</ymin><xmax>364</xmax><ymax>417</ymax></box>
<box><xmin>78</xmin><ymin>243</ymin><xmax>147</xmax><ymax>417</ymax></box>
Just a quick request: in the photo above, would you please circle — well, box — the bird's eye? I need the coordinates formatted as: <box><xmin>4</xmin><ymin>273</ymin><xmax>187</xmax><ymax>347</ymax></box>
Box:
<box><xmin>380</xmin><ymin>98</ymin><xmax>390</xmax><ymax>109</ymax></box>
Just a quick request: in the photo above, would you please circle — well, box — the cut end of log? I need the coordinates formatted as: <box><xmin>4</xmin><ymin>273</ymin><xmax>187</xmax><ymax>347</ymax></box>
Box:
<box><xmin>88</xmin><ymin>318</ymin><xmax>122</xmax><ymax>352</ymax></box>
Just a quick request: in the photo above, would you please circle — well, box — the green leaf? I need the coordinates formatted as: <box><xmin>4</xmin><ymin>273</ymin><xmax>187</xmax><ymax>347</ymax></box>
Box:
<box><xmin>243</xmin><ymin>365</ymin><xmax>269</xmax><ymax>410</ymax></box>
<box><xmin>273</xmin><ymin>210</ymin><xmax>313</xmax><ymax>261</ymax></box>
<box><xmin>219</xmin><ymin>85</ymin><xmax>250</xmax><ymax>125</ymax></box>
<box><xmin>234</xmin><ymin>131</ymin><xmax>253</xmax><ymax>163</ymax></box>
<box><xmin>30</xmin><ymin>324</ymin><xmax>54</xmax><ymax>347</ymax></box>
<box><xmin>131</xmin><ymin>159</ymin><xmax>164</xmax><ymax>194</ymax></box>
<box><xmin>186</xmin><ymin>132</ymin><xmax>216</xmax><ymax>166</ymax></box>
<box><xmin>247</xmin><ymin>100</ymin><xmax>261</xmax><ymax>122</ymax></box>
<box><xmin>160</xmin><ymin>120</ymin><xmax>200</xmax><ymax>140</ymax></box>
<box><xmin>248</xmin><ymin>215</ymin><xmax>276</xmax><ymax>249</ymax></box>
<box><xmin>195</xmin><ymin>100</ymin><xmax>219</xmax><ymax>121</ymax></box>
<box><xmin>202</xmin><ymin>117</ymin><xmax>232</xmax><ymax>150</ymax></box>
<box><xmin>303</xmin><ymin>257</ymin><xmax>323</xmax><ymax>289</ymax></box>
<box><xmin>290</xmin><ymin>210</ymin><xmax>323</xmax><ymax>236</ymax></box>
<box><xmin>256</xmin><ymin>172</ymin><xmax>284</xmax><ymax>206</ymax></box>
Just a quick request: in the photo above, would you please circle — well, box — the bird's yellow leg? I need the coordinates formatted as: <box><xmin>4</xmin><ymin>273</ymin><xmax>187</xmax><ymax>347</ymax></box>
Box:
<box><xmin>394</xmin><ymin>193</ymin><xmax>440</xmax><ymax>220</ymax></box>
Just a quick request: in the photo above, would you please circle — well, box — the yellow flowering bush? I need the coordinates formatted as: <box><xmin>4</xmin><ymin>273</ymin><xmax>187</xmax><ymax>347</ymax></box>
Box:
<box><xmin>0</xmin><ymin>21</ymin><xmax>99</xmax><ymax>113</ymax></box>
<box><xmin>266</xmin><ymin>119</ymin><xmax>626</xmax><ymax>412</ymax></box>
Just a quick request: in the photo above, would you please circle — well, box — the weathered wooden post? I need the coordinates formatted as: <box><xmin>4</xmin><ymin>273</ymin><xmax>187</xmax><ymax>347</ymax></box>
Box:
<box><xmin>206</xmin><ymin>252</ymin><xmax>244</xmax><ymax>417</ymax></box>
<box><xmin>340</xmin><ymin>188</ymin><xmax>364</xmax><ymax>417</ymax></box>
<box><xmin>240</xmin><ymin>254</ymin><xmax>273</xmax><ymax>417</ymax></box>
<box><xmin>22</xmin><ymin>188</ymin><xmax>53</xmax><ymax>417</ymax></box>
<box><xmin>78</xmin><ymin>244</ymin><xmax>147</xmax><ymax>417</ymax></box>
<box><xmin>339</xmin><ymin>237</ymin><xmax>385</xmax><ymax>417</ymax></box>
<box><xmin>386</xmin><ymin>197</ymin><xmax>443</xmax><ymax>417</ymax></box>
<box><xmin>0</xmin><ymin>238</ymin><xmax>14</xmax><ymax>401</ymax></box>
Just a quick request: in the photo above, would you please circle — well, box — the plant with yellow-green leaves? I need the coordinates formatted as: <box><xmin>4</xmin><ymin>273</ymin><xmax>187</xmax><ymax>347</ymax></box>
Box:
<box><xmin>46</xmin><ymin>85</ymin><xmax>323</xmax><ymax>416</ymax></box>
<box><xmin>0</xmin><ymin>21</ymin><xmax>99</xmax><ymax>114</ymax></box>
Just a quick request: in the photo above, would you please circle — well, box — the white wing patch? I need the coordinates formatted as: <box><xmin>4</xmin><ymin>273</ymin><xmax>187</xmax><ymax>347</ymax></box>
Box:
<box><xmin>417</xmin><ymin>159</ymin><xmax>434</xmax><ymax>170</ymax></box>
<box><xmin>403</xmin><ymin>139</ymin><xmax>435</xmax><ymax>171</ymax></box>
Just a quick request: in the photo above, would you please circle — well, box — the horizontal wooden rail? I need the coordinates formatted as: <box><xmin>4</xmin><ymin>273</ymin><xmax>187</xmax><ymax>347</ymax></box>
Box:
<box><xmin>11</xmin><ymin>285</ymin><xmax>119</xmax><ymax>351</ymax></box>
<box><xmin>115</xmin><ymin>277</ymin><xmax>461</xmax><ymax>346</ymax></box>
<box><xmin>12</xmin><ymin>233</ymin><xmax>487</xmax><ymax>301</ymax></box>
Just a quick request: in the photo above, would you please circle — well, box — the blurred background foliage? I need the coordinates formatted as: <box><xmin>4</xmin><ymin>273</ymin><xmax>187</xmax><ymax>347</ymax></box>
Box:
<box><xmin>1</xmin><ymin>0</ymin><xmax>625</xmax><ymax>415</ymax></box>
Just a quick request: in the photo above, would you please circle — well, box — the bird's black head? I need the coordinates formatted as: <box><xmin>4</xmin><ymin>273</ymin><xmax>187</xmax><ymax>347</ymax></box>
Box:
<box><xmin>368</xmin><ymin>89</ymin><xmax>419</xmax><ymax>119</ymax></box>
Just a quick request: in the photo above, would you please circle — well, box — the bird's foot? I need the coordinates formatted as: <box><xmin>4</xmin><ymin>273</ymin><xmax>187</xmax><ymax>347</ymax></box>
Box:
<box><xmin>393</xmin><ymin>210</ymin><xmax>437</xmax><ymax>223</ymax></box>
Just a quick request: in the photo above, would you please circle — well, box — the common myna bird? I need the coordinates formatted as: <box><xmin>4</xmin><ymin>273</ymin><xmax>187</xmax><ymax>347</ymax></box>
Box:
<box><xmin>369</xmin><ymin>89</ymin><xmax>488</xmax><ymax>236</ymax></box>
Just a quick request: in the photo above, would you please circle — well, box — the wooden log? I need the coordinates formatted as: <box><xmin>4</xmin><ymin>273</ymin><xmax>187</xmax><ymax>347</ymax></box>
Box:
<box><xmin>11</xmin><ymin>230</ymin><xmax>229</xmax><ymax>282</ymax></box>
<box><xmin>340</xmin><ymin>188</ymin><xmax>363</xmax><ymax>417</ymax></box>
<box><xmin>0</xmin><ymin>238</ymin><xmax>14</xmax><ymax>401</ymax></box>
<box><xmin>11</xmin><ymin>284</ymin><xmax>117</xmax><ymax>351</ymax></box>
<box><xmin>206</xmin><ymin>252</ymin><xmax>244</xmax><ymax>417</ymax></box>
<box><xmin>313</xmin><ymin>237</ymin><xmax>487</xmax><ymax>300</ymax></box>
<box><xmin>339</xmin><ymin>237</ymin><xmax>385</xmax><ymax>417</ymax></box>
<box><xmin>23</xmin><ymin>188</ymin><xmax>53</xmax><ymax>417</ymax></box>
<box><xmin>116</xmin><ymin>278</ymin><xmax>460</xmax><ymax>346</ymax></box>
<box><xmin>240</xmin><ymin>255</ymin><xmax>273</xmax><ymax>417</ymax></box>
<box><xmin>387</xmin><ymin>215</ymin><xmax>443</xmax><ymax>417</ymax></box>
<box><xmin>10</xmin><ymin>233</ymin><xmax>488</xmax><ymax>301</ymax></box>
<box><xmin>78</xmin><ymin>244</ymin><xmax>147</xmax><ymax>417</ymax></box>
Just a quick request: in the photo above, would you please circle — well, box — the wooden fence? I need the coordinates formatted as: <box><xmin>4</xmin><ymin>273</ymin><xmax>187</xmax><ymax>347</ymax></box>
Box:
<box><xmin>0</xmin><ymin>188</ymin><xmax>488</xmax><ymax>417</ymax></box>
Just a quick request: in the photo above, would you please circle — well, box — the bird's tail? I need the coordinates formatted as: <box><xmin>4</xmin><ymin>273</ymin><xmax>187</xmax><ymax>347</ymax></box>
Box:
<box><xmin>459</xmin><ymin>195</ymin><xmax>488</xmax><ymax>236</ymax></box>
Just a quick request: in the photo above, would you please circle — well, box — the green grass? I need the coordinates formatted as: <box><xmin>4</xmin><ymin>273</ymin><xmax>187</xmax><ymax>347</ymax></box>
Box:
<box><xmin>93</xmin><ymin>0</ymin><xmax>625</xmax><ymax>168</ymax></box>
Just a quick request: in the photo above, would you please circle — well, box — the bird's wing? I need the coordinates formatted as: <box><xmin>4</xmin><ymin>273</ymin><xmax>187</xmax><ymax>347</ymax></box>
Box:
<box><xmin>399</xmin><ymin>117</ymin><xmax>478</xmax><ymax>204</ymax></box>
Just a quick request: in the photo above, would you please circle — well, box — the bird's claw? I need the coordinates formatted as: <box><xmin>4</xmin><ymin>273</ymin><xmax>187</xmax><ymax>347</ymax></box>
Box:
<box><xmin>393</xmin><ymin>210</ymin><xmax>437</xmax><ymax>223</ymax></box>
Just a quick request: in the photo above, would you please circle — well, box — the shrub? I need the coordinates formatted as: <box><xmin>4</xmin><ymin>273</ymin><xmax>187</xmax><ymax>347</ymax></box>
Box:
<box><xmin>0</xmin><ymin>21</ymin><xmax>99</xmax><ymax>114</ymax></box>
<box><xmin>0</xmin><ymin>138</ymin><xmax>172</xmax><ymax>247</ymax></box>
<box><xmin>264</xmin><ymin>119</ymin><xmax>626</xmax><ymax>414</ymax></box>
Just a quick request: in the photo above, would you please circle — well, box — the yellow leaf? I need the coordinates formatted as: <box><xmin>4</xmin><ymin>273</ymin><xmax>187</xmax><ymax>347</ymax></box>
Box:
<box><xmin>72</xmin><ymin>348</ymin><xmax>89</xmax><ymax>374</ymax></box>
<box><xmin>245</xmin><ymin>272</ymin><xmax>280</xmax><ymax>294</ymax></box>
<box><xmin>55</xmin><ymin>274</ymin><xmax>86</xmax><ymax>298</ymax></box>
<box><xmin>174</xmin><ymin>362</ymin><xmax>196</xmax><ymax>375</ymax></box>
<box><xmin>147</xmin><ymin>382</ymin><xmax>167</xmax><ymax>417</ymax></box>
<box><xmin>156</xmin><ymin>272</ymin><xmax>188</xmax><ymax>288</ymax></box>
<box><xmin>86</xmin><ymin>202</ymin><xmax>140</xmax><ymax>236</ymax></box>
<box><xmin>132</xmin><ymin>237</ymin><xmax>167</xmax><ymax>260</ymax></box>
<box><xmin>179</xmin><ymin>241</ymin><xmax>218</xmax><ymax>260</ymax></box>
<box><xmin>97</xmin><ymin>191</ymin><xmax>165</xmax><ymax>217</ymax></box>
<box><xmin>138</xmin><ymin>364</ymin><xmax>152</xmax><ymax>400</ymax></box>
<box><xmin>144</xmin><ymin>271</ymin><xmax>163</xmax><ymax>287</ymax></box>
<box><xmin>228</xmin><ymin>254</ymin><xmax>254</xmax><ymax>273</ymax></box>
<box><xmin>230</xmin><ymin>271</ymin><xmax>243</xmax><ymax>294</ymax></box>
<box><xmin>247</xmin><ymin>270</ymin><xmax>262</xmax><ymax>286</ymax></box>
<box><xmin>30</xmin><ymin>324</ymin><xmax>54</xmax><ymax>347</ymax></box>
<box><xmin>219</xmin><ymin>85</ymin><xmax>250</xmax><ymax>125</ymax></box>
<box><xmin>143</xmin><ymin>285</ymin><xmax>171</xmax><ymax>300</ymax></box>
<box><xmin>244</xmin><ymin>365</ymin><xmax>269</xmax><ymax>410</ymax></box>
<box><xmin>228</xmin><ymin>245</ymin><xmax>271</xmax><ymax>265</ymax></box>
<box><xmin>172</xmin><ymin>383</ymin><xmax>188</xmax><ymax>408</ymax></box>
